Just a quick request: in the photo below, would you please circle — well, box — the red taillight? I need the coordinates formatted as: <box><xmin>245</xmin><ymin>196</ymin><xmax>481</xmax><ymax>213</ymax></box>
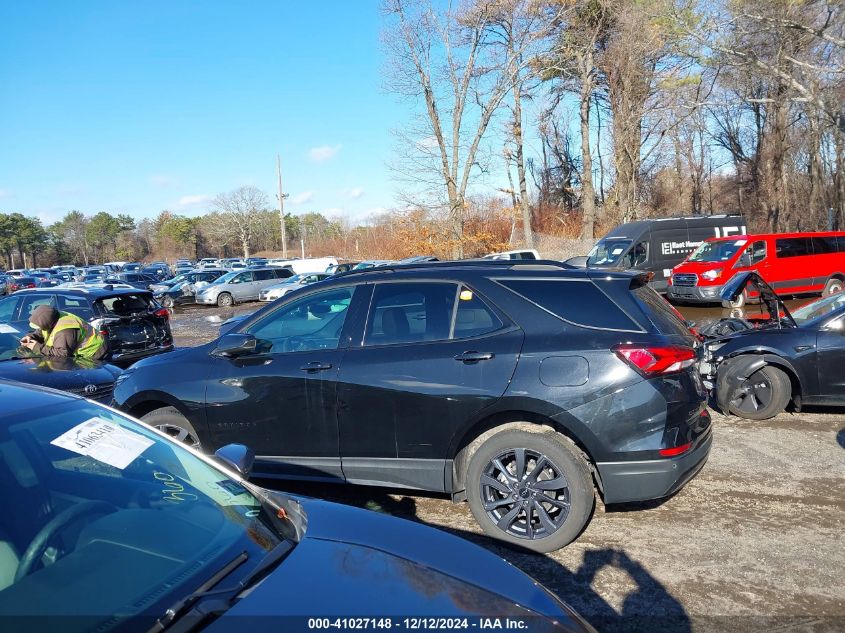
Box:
<box><xmin>154</xmin><ymin>308</ymin><xmax>170</xmax><ymax>319</ymax></box>
<box><xmin>99</xmin><ymin>328</ymin><xmax>109</xmax><ymax>337</ymax></box>
<box><xmin>613</xmin><ymin>344</ymin><xmax>696</xmax><ymax>376</ymax></box>
<box><xmin>659</xmin><ymin>442</ymin><xmax>692</xmax><ymax>457</ymax></box>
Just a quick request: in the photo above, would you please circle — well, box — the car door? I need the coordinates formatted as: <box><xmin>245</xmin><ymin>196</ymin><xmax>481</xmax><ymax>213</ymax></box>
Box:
<box><xmin>253</xmin><ymin>269</ymin><xmax>278</xmax><ymax>296</ymax></box>
<box><xmin>204</xmin><ymin>284</ymin><xmax>361</xmax><ymax>480</ymax></box>
<box><xmin>814</xmin><ymin>313</ymin><xmax>845</xmax><ymax>403</ymax></box>
<box><xmin>227</xmin><ymin>271</ymin><xmax>255</xmax><ymax>301</ymax></box>
<box><xmin>336</xmin><ymin>280</ymin><xmax>524</xmax><ymax>492</ymax></box>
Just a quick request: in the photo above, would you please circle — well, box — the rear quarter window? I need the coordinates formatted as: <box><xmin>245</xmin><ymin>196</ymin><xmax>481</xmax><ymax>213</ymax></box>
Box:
<box><xmin>497</xmin><ymin>278</ymin><xmax>640</xmax><ymax>331</ymax></box>
<box><xmin>631</xmin><ymin>285</ymin><xmax>691</xmax><ymax>336</ymax></box>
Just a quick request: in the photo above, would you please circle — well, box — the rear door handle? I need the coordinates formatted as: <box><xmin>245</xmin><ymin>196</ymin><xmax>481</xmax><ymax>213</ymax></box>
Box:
<box><xmin>300</xmin><ymin>361</ymin><xmax>333</xmax><ymax>372</ymax></box>
<box><xmin>454</xmin><ymin>351</ymin><xmax>494</xmax><ymax>363</ymax></box>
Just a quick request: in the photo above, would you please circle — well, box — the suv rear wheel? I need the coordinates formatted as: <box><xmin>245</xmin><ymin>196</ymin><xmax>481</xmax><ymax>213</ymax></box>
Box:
<box><xmin>466</xmin><ymin>428</ymin><xmax>594</xmax><ymax>553</ymax></box>
<box><xmin>141</xmin><ymin>407</ymin><xmax>202</xmax><ymax>449</ymax></box>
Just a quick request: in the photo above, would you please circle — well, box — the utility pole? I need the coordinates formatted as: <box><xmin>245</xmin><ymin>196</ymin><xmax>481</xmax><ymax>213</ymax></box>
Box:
<box><xmin>276</xmin><ymin>155</ymin><xmax>289</xmax><ymax>259</ymax></box>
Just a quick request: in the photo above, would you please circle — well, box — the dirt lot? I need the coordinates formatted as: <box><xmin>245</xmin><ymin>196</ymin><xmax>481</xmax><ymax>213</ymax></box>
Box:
<box><xmin>170</xmin><ymin>303</ymin><xmax>845</xmax><ymax>632</ymax></box>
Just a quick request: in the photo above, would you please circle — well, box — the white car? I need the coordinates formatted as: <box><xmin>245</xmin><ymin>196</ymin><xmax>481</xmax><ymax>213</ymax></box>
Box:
<box><xmin>482</xmin><ymin>249</ymin><xmax>540</xmax><ymax>260</ymax></box>
<box><xmin>258</xmin><ymin>272</ymin><xmax>330</xmax><ymax>302</ymax></box>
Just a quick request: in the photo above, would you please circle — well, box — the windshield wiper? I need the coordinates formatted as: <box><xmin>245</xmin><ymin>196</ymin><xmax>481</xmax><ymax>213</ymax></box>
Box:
<box><xmin>148</xmin><ymin>541</ymin><xmax>294</xmax><ymax>633</ymax></box>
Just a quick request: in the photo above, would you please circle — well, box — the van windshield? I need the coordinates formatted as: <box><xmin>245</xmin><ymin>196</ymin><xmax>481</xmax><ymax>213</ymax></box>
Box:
<box><xmin>688</xmin><ymin>240</ymin><xmax>747</xmax><ymax>263</ymax></box>
<box><xmin>586</xmin><ymin>239</ymin><xmax>631</xmax><ymax>266</ymax></box>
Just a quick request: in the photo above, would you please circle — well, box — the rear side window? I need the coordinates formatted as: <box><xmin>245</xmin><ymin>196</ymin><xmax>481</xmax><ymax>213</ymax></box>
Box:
<box><xmin>497</xmin><ymin>279</ymin><xmax>639</xmax><ymax>331</ymax></box>
<box><xmin>631</xmin><ymin>285</ymin><xmax>690</xmax><ymax>337</ymax></box>
<box><xmin>776</xmin><ymin>237</ymin><xmax>812</xmax><ymax>258</ymax></box>
<box><xmin>273</xmin><ymin>268</ymin><xmax>294</xmax><ymax>279</ymax></box>
<box><xmin>56</xmin><ymin>296</ymin><xmax>94</xmax><ymax>320</ymax></box>
<box><xmin>254</xmin><ymin>270</ymin><xmax>275</xmax><ymax>281</ymax></box>
<box><xmin>812</xmin><ymin>236</ymin><xmax>839</xmax><ymax>254</ymax></box>
<box><xmin>20</xmin><ymin>295</ymin><xmax>56</xmax><ymax>321</ymax></box>
<box><xmin>366</xmin><ymin>283</ymin><xmax>456</xmax><ymax>345</ymax></box>
<box><xmin>453</xmin><ymin>286</ymin><xmax>502</xmax><ymax>338</ymax></box>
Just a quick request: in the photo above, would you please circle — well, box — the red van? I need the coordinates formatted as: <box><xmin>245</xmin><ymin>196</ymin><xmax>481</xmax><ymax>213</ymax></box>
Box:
<box><xmin>667</xmin><ymin>232</ymin><xmax>845</xmax><ymax>306</ymax></box>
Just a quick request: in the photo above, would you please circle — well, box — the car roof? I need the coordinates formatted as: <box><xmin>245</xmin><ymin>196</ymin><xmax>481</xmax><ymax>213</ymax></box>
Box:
<box><xmin>704</xmin><ymin>231</ymin><xmax>845</xmax><ymax>242</ymax></box>
<box><xmin>11</xmin><ymin>287</ymin><xmax>151</xmax><ymax>298</ymax></box>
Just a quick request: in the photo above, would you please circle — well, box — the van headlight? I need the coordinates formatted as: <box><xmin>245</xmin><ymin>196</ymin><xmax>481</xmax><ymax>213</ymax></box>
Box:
<box><xmin>701</xmin><ymin>269</ymin><xmax>723</xmax><ymax>281</ymax></box>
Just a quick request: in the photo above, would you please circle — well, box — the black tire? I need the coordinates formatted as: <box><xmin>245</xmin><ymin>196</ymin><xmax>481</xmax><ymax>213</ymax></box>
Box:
<box><xmin>823</xmin><ymin>277</ymin><xmax>844</xmax><ymax>297</ymax></box>
<box><xmin>217</xmin><ymin>292</ymin><xmax>234</xmax><ymax>307</ymax></box>
<box><xmin>466</xmin><ymin>428</ymin><xmax>594</xmax><ymax>553</ymax></box>
<box><xmin>161</xmin><ymin>295</ymin><xmax>174</xmax><ymax>309</ymax></box>
<box><xmin>141</xmin><ymin>407</ymin><xmax>203</xmax><ymax>449</ymax></box>
<box><xmin>727</xmin><ymin>365</ymin><xmax>791</xmax><ymax>420</ymax></box>
<box><xmin>722</xmin><ymin>289</ymin><xmax>747</xmax><ymax>309</ymax></box>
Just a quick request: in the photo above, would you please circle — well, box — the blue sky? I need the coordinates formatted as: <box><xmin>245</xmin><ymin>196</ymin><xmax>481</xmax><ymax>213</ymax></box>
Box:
<box><xmin>0</xmin><ymin>1</ymin><xmax>406</xmax><ymax>226</ymax></box>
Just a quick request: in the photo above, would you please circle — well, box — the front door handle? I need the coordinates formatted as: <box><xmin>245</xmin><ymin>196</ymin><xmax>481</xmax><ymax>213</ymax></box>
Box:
<box><xmin>300</xmin><ymin>361</ymin><xmax>333</xmax><ymax>372</ymax></box>
<box><xmin>454</xmin><ymin>351</ymin><xmax>494</xmax><ymax>363</ymax></box>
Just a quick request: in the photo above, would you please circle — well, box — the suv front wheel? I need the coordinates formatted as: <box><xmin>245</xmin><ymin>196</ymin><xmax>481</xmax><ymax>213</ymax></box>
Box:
<box><xmin>142</xmin><ymin>407</ymin><xmax>203</xmax><ymax>449</ymax></box>
<box><xmin>466</xmin><ymin>427</ymin><xmax>594</xmax><ymax>552</ymax></box>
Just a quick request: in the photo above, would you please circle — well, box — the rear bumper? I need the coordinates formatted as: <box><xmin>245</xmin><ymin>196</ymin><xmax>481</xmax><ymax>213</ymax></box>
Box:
<box><xmin>667</xmin><ymin>284</ymin><xmax>723</xmax><ymax>303</ymax></box>
<box><xmin>597</xmin><ymin>431</ymin><xmax>712</xmax><ymax>504</ymax></box>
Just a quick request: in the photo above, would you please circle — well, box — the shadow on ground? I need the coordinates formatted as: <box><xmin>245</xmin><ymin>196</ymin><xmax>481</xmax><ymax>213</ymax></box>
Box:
<box><xmin>259</xmin><ymin>480</ymin><xmax>691</xmax><ymax>633</ymax></box>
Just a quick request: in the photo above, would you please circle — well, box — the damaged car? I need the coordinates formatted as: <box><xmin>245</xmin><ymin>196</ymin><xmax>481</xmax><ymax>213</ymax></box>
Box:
<box><xmin>700</xmin><ymin>271</ymin><xmax>845</xmax><ymax>419</ymax></box>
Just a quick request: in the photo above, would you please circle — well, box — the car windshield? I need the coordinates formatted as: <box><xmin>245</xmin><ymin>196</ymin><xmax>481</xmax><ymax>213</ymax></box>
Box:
<box><xmin>586</xmin><ymin>239</ymin><xmax>632</xmax><ymax>266</ymax></box>
<box><xmin>0</xmin><ymin>326</ymin><xmax>36</xmax><ymax>361</ymax></box>
<box><xmin>0</xmin><ymin>397</ymin><xmax>298</xmax><ymax>628</ymax></box>
<box><xmin>687</xmin><ymin>240</ymin><xmax>747</xmax><ymax>263</ymax></box>
<box><xmin>792</xmin><ymin>292</ymin><xmax>845</xmax><ymax>326</ymax></box>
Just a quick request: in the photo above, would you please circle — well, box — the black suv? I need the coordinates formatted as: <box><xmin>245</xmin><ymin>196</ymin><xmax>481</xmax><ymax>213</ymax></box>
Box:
<box><xmin>114</xmin><ymin>261</ymin><xmax>711</xmax><ymax>551</ymax></box>
<box><xmin>0</xmin><ymin>287</ymin><xmax>173</xmax><ymax>366</ymax></box>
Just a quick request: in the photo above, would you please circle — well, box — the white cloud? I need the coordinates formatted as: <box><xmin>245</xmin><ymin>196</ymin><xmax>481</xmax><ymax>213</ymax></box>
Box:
<box><xmin>177</xmin><ymin>194</ymin><xmax>212</xmax><ymax>208</ymax></box>
<box><xmin>415</xmin><ymin>136</ymin><xmax>439</xmax><ymax>151</ymax></box>
<box><xmin>344</xmin><ymin>187</ymin><xmax>365</xmax><ymax>200</ymax></box>
<box><xmin>0</xmin><ymin>188</ymin><xmax>12</xmax><ymax>199</ymax></box>
<box><xmin>291</xmin><ymin>191</ymin><xmax>314</xmax><ymax>205</ymax></box>
<box><xmin>308</xmin><ymin>144</ymin><xmax>342</xmax><ymax>162</ymax></box>
<box><xmin>150</xmin><ymin>174</ymin><xmax>179</xmax><ymax>188</ymax></box>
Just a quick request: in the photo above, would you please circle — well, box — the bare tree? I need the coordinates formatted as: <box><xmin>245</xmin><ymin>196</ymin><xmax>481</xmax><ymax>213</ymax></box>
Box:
<box><xmin>210</xmin><ymin>186</ymin><xmax>269</xmax><ymax>259</ymax></box>
<box><xmin>384</xmin><ymin>0</ymin><xmax>522</xmax><ymax>257</ymax></box>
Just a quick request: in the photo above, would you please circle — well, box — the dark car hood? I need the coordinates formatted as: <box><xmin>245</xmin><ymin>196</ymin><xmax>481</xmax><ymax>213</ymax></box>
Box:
<box><xmin>0</xmin><ymin>358</ymin><xmax>120</xmax><ymax>393</ymax></box>
<box><xmin>214</xmin><ymin>498</ymin><xmax>591</xmax><ymax>631</ymax></box>
<box><xmin>720</xmin><ymin>271</ymin><xmax>796</xmax><ymax>326</ymax></box>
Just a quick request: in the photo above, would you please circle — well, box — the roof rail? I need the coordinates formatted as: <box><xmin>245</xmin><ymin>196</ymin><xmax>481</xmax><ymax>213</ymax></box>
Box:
<box><xmin>334</xmin><ymin>259</ymin><xmax>576</xmax><ymax>278</ymax></box>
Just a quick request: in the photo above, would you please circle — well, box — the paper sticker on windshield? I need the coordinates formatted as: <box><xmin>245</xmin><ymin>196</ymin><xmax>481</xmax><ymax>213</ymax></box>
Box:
<box><xmin>51</xmin><ymin>418</ymin><xmax>153</xmax><ymax>469</ymax></box>
<box><xmin>215</xmin><ymin>480</ymin><xmax>248</xmax><ymax>496</ymax></box>
<box><xmin>611</xmin><ymin>248</ymin><xmax>624</xmax><ymax>255</ymax></box>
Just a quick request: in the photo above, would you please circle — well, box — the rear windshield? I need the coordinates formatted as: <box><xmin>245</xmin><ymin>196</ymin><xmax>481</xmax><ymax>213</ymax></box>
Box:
<box><xmin>631</xmin><ymin>285</ymin><xmax>691</xmax><ymax>336</ymax></box>
<box><xmin>96</xmin><ymin>294</ymin><xmax>154</xmax><ymax>316</ymax></box>
<box><xmin>497</xmin><ymin>278</ymin><xmax>639</xmax><ymax>331</ymax></box>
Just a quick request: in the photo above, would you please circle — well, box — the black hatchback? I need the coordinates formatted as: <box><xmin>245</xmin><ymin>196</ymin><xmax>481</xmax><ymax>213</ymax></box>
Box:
<box><xmin>0</xmin><ymin>288</ymin><xmax>173</xmax><ymax>367</ymax></box>
<box><xmin>115</xmin><ymin>261</ymin><xmax>711</xmax><ymax>552</ymax></box>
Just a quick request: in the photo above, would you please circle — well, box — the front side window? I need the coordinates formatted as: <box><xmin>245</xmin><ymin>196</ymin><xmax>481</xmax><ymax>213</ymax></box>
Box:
<box><xmin>232</xmin><ymin>272</ymin><xmax>253</xmax><ymax>284</ymax></box>
<box><xmin>247</xmin><ymin>287</ymin><xmax>354</xmax><ymax>353</ymax></box>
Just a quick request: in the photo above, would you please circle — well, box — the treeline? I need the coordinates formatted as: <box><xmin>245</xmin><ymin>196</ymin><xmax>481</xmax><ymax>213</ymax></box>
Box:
<box><xmin>383</xmin><ymin>0</ymin><xmax>845</xmax><ymax>255</ymax></box>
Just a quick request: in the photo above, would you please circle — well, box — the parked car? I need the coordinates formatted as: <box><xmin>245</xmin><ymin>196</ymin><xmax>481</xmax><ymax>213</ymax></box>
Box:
<box><xmin>352</xmin><ymin>260</ymin><xmax>393</xmax><ymax>270</ymax></box>
<box><xmin>245</xmin><ymin>257</ymin><xmax>269</xmax><ymax>268</ymax></box>
<box><xmin>104</xmin><ymin>273</ymin><xmax>159</xmax><ymax>290</ymax></box>
<box><xmin>141</xmin><ymin>264</ymin><xmax>171</xmax><ymax>281</ymax></box>
<box><xmin>7</xmin><ymin>276</ymin><xmax>37</xmax><ymax>293</ymax></box>
<box><xmin>578</xmin><ymin>215</ymin><xmax>747</xmax><ymax>293</ymax></box>
<box><xmin>482</xmin><ymin>249</ymin><xmax>539</xmax><ymax>261</ymax></box>
<box><xmin>195</xmin><ymin>267</ymin><xmax>294</xmax><ymax>307</ymax></box>
<box><xmin>0</xmin><ymin>288</ymin><xmax>173</xmax><ymax>367</ymax></box>
<box><xmin>150</xmin><ymin>269</ymin><xmax>227</xmax><ymax>294</ymax></box>
<box><xmin>275</xmin><ymin>257</ymin><xmax>337</xmax><ymax>274</ymax></box>
<box><xmin>115</xmin><ymin>260</ymin><xmax>710</xmax><ymax>552</ymax></box>
<box><xmin>154</xmin><ymin>280</ymin><xmax>197</xmax><ymax>308</ymax></box>
<box><xmin>0</xmin><ymin>323</ymin><xmax>120</xmax><ymax>402</ymax></box>
<box><xmin>0</xmin><ymin>274</ymin><xmax>8</xmax><ymax>296</ymax></box>
<box><xmin>668</xmin><ymin>231</ymin><xmax>845</xmax><ymax>307</ymax></box>
<box><xmin>122</xmin><ymin>262</ymin><xmax>142</xmax><ymax>273</ymax></box>
<box><xmin>699</xmin><ymin>271</ymin><xmax>845</xmax><ymax>420</ymax></box>
<box><xmin>5</xmin><ymin>269</ymin><xmax>28</xmax><ymax>278</ymax></box>
<box><xmin>0</xmin><ymin>382</ymin><xmax>593</xmax><ymax>631</ymax></box>
<box><xmin>259</xmin><ymin>272</ymin><xmax>330</xmax><ymax>302</ymax></box>
<box><xmin>326</xmin><ymin>262</ymin><xmax>359</xmax><ymax>275</ymax></box>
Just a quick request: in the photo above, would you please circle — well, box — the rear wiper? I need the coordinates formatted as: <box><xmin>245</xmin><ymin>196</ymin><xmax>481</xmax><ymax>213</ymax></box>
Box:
<box><xmin>148</xmin><ymin>541</ymin><xmax>294</xmax><ymax>633</ymax></box>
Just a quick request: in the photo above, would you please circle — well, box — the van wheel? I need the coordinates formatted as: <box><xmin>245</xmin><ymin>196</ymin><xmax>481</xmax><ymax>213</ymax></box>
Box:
<box><xmin>217</xmin><ymin>293</ymin><xmax>234</xmax><ymax>307</ymax></box>
<box><xmin>722</xmin><ymin>289</ymin><xmax>747</xmax><ymax>309</ymax></box>
<box><xmin>823</xmin><ymin>278</ymin><xmax>844</xmax><ymax>296</ymax></box>
<box><xmin>141</xmin><ymin>407</ymin><xmax>203</xmax><ymax>449</ymax></box>
<box><xmin>727</xmin><ymin>365</ymin><xmax>791</xmax><ymax>420</ymax></box>
<box><xmin>466</xmin><ymin>428</ymin><xmax>594</xmax><ymax>553</ymax></box>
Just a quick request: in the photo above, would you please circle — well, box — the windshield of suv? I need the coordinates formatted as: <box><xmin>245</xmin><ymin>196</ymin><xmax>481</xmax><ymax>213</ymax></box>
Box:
<box><xmin>792</xmin><ymin>292</ymin><xmax>845</xmax><ymax>326</ymax></box>
<box><xmin>586</xmin><ymin>239</ymin><xmax>632</xmax><ymax>266</ymax></box>
<box><xmin>687</xmin><ymin>240</ymin><xmax>747</xmax><ymax>263</ymax></box>
<box><xmin>0</xmin><ymin>397</ymin><xmax>298</xmax><ymax>628</ymax></box>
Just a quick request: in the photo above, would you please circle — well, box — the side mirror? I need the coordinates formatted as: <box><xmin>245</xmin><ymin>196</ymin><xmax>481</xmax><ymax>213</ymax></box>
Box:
<box><xmin>211</xmin><ymin>333</ymin><xmax>259</xmax><ymax>358</ymax></box>
<box><xmin>214</xmin><ymin>444</ymin><xmax>255</xmax><ymax>478</ymax></box>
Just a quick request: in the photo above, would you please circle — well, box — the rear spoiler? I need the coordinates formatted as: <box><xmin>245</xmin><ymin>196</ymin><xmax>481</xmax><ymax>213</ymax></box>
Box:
<box><xmin>629</xmin><ymin>272</ymin><xmax>654</xmax><ymax>289</ymax></box>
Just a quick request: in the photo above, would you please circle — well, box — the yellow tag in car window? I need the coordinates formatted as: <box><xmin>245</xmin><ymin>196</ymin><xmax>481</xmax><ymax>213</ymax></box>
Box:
<box><xmin>460</xmin><ymin>289</ymin><xmax>473</xmax><ymax>301</ymax></box>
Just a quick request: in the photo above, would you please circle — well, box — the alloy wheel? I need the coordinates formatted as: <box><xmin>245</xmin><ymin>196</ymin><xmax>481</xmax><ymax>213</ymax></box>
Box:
<box><xmin>155</xmin><ymin>424</ymin><xmax>201</xmax><ymax>448</ymax></box>
<box><xmin>479</xmin><ymin>448</ymin><xmax>570</xmax><ymax>540</ymax></box>
<box><xmin>731</xmin><ymin>375</ymin><xmax>773</xmax><ymax>414</ymax></box>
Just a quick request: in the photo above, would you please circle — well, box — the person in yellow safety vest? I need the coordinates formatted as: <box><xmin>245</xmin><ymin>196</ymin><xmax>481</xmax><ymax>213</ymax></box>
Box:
<box><xmin>20</xmin><ymin>305</ymin><xmax>109</xmax><ymax>361</ymax></box>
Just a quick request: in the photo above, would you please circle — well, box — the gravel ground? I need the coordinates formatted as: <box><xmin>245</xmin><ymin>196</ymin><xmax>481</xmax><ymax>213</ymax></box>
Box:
<box><xmin>169</xmin><ymin>302</ymin><xmax>845</xmax><ymax>632</ymax></box>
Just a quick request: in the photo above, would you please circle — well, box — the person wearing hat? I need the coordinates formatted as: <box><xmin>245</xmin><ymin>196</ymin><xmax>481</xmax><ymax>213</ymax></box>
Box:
<box><xmin>20</xmin><ymin>305</ymin><xmax>108</xmax><ymax>361</ymax></box>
